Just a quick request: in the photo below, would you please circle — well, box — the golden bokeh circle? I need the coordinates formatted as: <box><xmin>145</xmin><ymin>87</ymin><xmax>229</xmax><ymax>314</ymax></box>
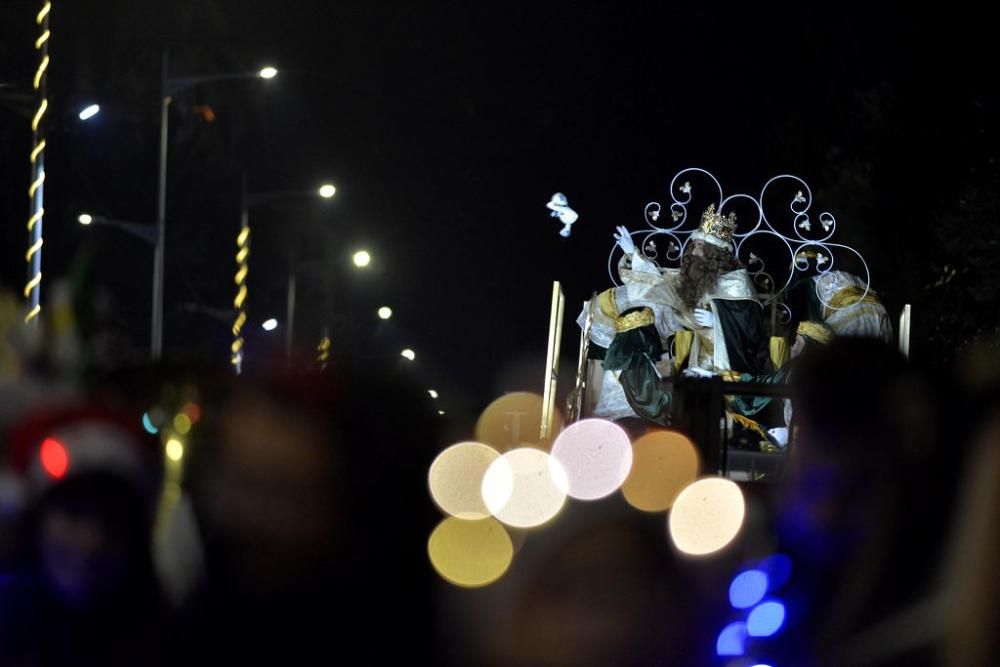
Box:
<box><xmin>475</xmin><ymin>392</ymin><xmax>563</xmax><ymax>452</ymax></box>
<box><xmin>621</xmin><ymin>431</ymin><xmax>700</xmax><ymax>512</ymax></box>
<box><xmin>427</xmin><ymin>516</ymin><xmax>514</xmax><ymax>587</ymax></box>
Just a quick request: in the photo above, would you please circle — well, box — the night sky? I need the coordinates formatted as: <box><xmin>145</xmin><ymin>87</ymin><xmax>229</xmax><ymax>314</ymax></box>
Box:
<box><xmin>1</xmin><ymin>2</ymin><xmax>997</xmax><ymax>422</ymax></box>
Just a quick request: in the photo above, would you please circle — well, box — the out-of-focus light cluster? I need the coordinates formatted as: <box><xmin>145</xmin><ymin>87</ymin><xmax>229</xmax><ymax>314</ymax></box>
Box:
<box><xmin>427</xmin><ymin>392</ymin><xmax>751</xmax><ymax>588</ymax></box>
<box><xmin>152</xmin><ymin>391</ymin><xmax>203</xmax><ymax>540</ymax></box>
<box><xmin>715</xmin><ymin>555</ymin><xmax>791</xmax><ymax>661</ymax></box>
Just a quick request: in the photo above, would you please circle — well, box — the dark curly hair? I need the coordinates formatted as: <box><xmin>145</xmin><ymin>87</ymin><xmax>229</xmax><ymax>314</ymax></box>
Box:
<box><xmin>678</xmin><ymin>243</ymin><xmax>740</xmax><ymax>311</ymax></box>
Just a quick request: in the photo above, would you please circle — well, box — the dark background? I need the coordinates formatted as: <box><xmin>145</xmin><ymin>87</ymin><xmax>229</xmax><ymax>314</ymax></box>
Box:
<box><xmin>2</xmin><ymin>1</ymin><xmax>997</xmax><ymax>423</ymax></box>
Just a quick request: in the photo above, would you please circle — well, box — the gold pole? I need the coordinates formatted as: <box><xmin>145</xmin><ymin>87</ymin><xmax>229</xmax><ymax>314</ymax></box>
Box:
<box><xmin>540</xmin><ymin>281</ymin><xmax>565</xmax><ymax>441</ymax></box>
<box><xmin>568</xmin><ymin>293</ymin><xmax>595</xmax><ymax>422</ymax></box>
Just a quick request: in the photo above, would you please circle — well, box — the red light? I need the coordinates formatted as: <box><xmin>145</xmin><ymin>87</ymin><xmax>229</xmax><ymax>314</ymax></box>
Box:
<box><xmin>183</xmin><ymin>402</ymin><xmax>202</xmax><ymax>424</ymax></box>
<box><xmin>40</xmin><ymin>438</ymin><xmax>69</xmax><ymax>479</ymax></box>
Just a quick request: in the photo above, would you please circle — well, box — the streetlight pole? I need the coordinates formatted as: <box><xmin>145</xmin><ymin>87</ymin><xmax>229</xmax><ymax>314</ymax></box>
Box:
<box><xmin>152</xmin><ymin>53</ymin><xmax>277</xmax><ymax>362</ymax></box>
<box><xmin>233</xmin><ymin>180</ymin><xmax>335</xmax><ymax>372</ymax></box>
<box><xmin>232</xmin><ymin>174</ymin><xmax>250</xmax><ymax>373</ymax></box>
<box><xmin>152</xmin><ymin>51</ymin><xmax>169</xmax><ymax>360</ymax></box>
<box><xmin>285</xmin><ymin>271</ymin><xmax>296</xmax><ymax>362</ymax></box>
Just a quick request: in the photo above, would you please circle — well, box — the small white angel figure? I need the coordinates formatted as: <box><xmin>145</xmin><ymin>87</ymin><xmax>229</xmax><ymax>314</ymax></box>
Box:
<box><xmin>547</xmin><ymin>192</ymin><xmax>579</xmax><ymax>237</ymax></box>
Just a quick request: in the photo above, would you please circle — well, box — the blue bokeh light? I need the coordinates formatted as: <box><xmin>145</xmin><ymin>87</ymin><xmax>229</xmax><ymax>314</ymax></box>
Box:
<box><xmin>729</xmin><ymin>569</ymin><xmax>769</xmax><ymax>609</ymax></box>
<box><xmin>716</xmin><ymin>621</ymin><xmax>748</xmax><ymax>656</ymax></box>
<box><xmin>747</xmin><ymin>600</ymin><xmax>786</xmax><ymax>637</ymax></box>
<box><xmin>142</xmin><ymin>412</ymin><xmax>159</xmax><ymax>435</ymax></box>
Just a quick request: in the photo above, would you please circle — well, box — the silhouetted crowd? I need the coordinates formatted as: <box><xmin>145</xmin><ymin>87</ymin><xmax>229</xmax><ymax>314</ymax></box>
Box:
<box><xmin>1</xmin><ymin>338</ymin><xmax>997</xmax><ymax>666</ymax></box>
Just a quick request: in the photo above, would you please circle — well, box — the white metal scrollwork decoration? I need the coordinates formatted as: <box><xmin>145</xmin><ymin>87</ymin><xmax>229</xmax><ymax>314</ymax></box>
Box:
<box><xmin>607</xmin><ymin>167</ymin><xmax>871</xmax><ymax>319</ymax></box>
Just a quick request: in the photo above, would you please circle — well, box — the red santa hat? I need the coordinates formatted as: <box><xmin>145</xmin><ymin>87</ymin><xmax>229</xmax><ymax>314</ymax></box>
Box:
<box><xmin>5</xmin><ymin>402</ymin><xmax>160</xmax><ymax>506</ymax></box>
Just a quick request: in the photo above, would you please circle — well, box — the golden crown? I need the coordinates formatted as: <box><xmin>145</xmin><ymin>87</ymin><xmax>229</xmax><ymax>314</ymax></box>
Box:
<box><xmin>696</xmin><ymin>204</ymin><xmax>738</xmax><ymax>245</ymax></box>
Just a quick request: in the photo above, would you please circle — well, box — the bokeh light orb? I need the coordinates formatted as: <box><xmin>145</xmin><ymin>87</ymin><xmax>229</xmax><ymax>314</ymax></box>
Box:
<box><xmin>173</xmin><ymin>413</ymin><xmax>192</xmax><ymax>435</ymax></box>
<box><xmin>550</xmin><ymin>419</ymin><xmax>632</xmax><ymax>500</ymax></box>
<box><xmin>481</xmin><ymin>448</ymin><xmax>568</xmax><ymax>528</ymax></box>
<box><xmin>475</xmin><ymin>392</ymin><xmax>562</xmax><ymax>452</ymax></box>
<box><xmin>165</xmin><ymin>438</ymin><xmax>184</xmax><ymax>462</ymax></box>
<box><xmin>141</xmin><ymin>412</ymin><xmax>159</xmax><ymax>435</ymax></box>
<box><xmin>427</xmin><ymin>516</ymin><xmax>513</xmax><ymax>587</ymax></box>
<box><xmin>40</xmin><ymin>438</ymin><xmax>69</xmax><ymax>479</ymax></box>
<box><xmin>746</xmin><ymin>600</ymin><xmax>786</xmax><ymax>637</ymax></box>
<box><xmin>729</xmin><ymin>569</ymin><xmax>769</xmax><ymax>609</ymax></box>
<box><xmin>669</xmin><ymin>477</ymin><xmax>746</xmax><ymax>556</ymax></box>
<box><xmin>428</xmin><ymin>442</ymin><xmax>500</xmax><ymax>519</ymax></box>
<box><xmin>622</xmin><ymin>430</ymin><xmax>699</xmax><ymax>512</ymax></box>
<box><xmin>716</xmin><ymin>621</ymin><xmax>748</xmax><ymax>657</ymax></box>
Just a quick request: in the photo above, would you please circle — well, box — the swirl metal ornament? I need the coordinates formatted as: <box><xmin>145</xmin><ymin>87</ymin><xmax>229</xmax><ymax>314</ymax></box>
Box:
<box><xmin>231</xmin><ymin>223</ymin><xmax>249</xmax><ymax>372</ymax></box>
<box><xmin>25</xmin><ymin>1</ymin><xmax>51</xmax><ymax>324</ymax></box>
<box><xmin>607</xmin><ymin>168</ymin><xmax>871</xmax><ymax>319</ymax></box>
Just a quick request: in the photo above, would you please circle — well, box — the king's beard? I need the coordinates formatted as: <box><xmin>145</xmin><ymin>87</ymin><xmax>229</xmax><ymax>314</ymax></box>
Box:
<box><xmin>678</xmin><ymin>247</ymin><xmax>739</xmax><ymax>311</ymax></box>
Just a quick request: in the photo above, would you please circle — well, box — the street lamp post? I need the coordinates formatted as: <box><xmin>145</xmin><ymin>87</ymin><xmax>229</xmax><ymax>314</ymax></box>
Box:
<box><xmin>154</xmin><ymin>52</ymin><xmax>277</xmax><ymax>361</ymax></box>
<box><xmin>232</xmin><ymin>177</ymin><xmax>336</xmax><ymax>372</ymax></box>
<box><xmin>78</xmin><ymin>213</ymin><xmax>157</xmax><ymax>244</ymax></box>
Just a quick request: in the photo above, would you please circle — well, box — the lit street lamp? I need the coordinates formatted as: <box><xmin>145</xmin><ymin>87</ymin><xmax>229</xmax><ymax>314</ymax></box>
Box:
<box><xmin>78</xmin><ymin>103</ymin><xmax>100</xmax><ymax>120</ymax></box>
<box><xmin>155</xmin><ymin>53</ymin><xmax>278</xmax><ymax>361</ymax></box>
<box><xmin>77</xmin><ymin>212</ymin><xmax>157</xmax><ymax>244</ymax></box>
<box><xmin>262</xmin><ymin>318</ymin><xmax>279</xmax><ymax>331</ymax></box>
<box><xmin>378</xmin><ymin>306</ymin><xmax>393</xmax><ymax>320</ymax></box>
<box><xmin>352</xmin><ymin>250</ymin><xmax>371</xmax><ymax>268</ymax></box>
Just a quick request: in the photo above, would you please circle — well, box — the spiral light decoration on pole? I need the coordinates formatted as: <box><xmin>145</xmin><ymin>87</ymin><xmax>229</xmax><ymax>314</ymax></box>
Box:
<box><xmin>231</xmin><ymin>222</ymin><xmax>249</xmax><ymax>373</ymax></box>
<box><xmin>25</xmin><ymin>1</ymin><xmax>51</xmax><ymax>324</ymax></box>
<box><xmin>316</xmin><ymin>332</ymin><xmax>331</xmax><ymax>371</ymax></box>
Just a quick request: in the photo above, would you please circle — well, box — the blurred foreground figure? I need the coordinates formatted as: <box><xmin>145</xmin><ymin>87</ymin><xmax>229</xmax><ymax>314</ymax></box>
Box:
<box><xmin>439</xmin><ymin>505</ymin><xmax>707</xmax><ymax>667</ymax></box>
<box><xmin>777</xmin><ymin>338</ymin><xmax>949</xmax><ymax>665</ymax></box>
<box><xmin>172</xmin><ymin>365</ymin><xmax>438</xmax><ymax>664</ymax></box>
<box><xmin>0</xmin><ymin>405</ymin><xmax>166</xmax><ymax>667</ymax></box>
<box><xmin>940</xmin><ymin>342</ymin><xmax>1000</xmax><ymax>667</ymax></box>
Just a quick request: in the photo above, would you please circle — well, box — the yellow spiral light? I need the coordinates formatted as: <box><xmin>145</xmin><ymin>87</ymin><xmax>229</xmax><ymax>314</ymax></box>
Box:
<box><xmin>25</xmin><ymin>1</ymin><xmax>51</xmax><ymax>323</ymax></box>
<box><xmin>231</xmin><ymin>223</ymin><xmax>250</xmax><ymax>370</ymax></box>
<box><xmin>317</xmin><ymin>334</ymin><xmax>331</xmax><ymax>370</ymax></box>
